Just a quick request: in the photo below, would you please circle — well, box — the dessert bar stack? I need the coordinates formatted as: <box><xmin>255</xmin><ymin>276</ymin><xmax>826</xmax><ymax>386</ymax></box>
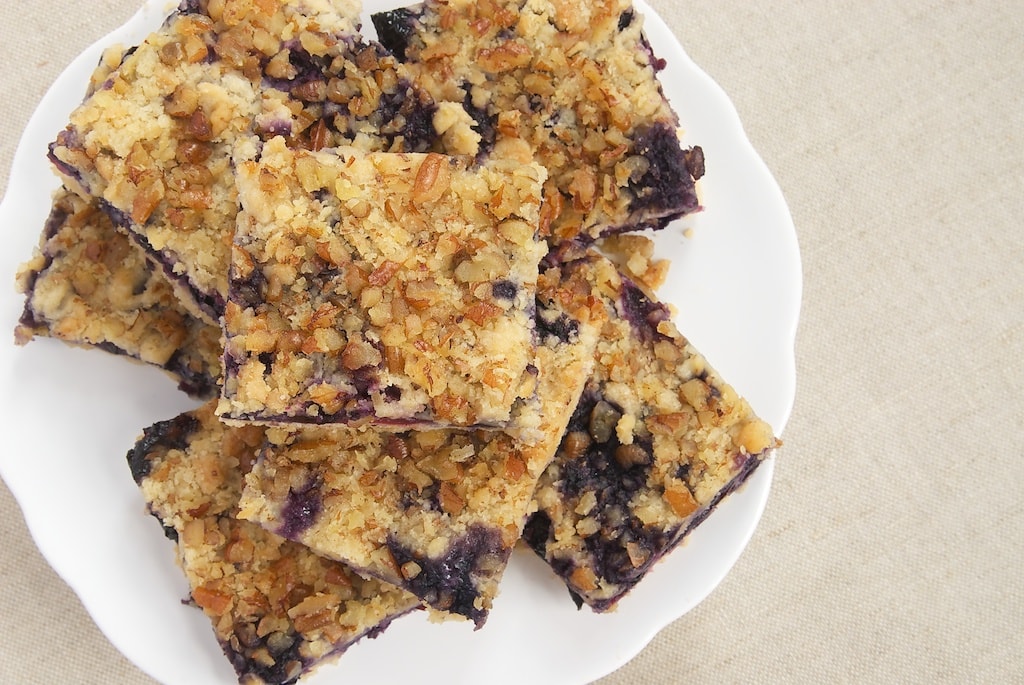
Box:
<box><xmin>13</xmin><ymin>0</ymin><xmax>777</xmax><ymax>682</ymax></box>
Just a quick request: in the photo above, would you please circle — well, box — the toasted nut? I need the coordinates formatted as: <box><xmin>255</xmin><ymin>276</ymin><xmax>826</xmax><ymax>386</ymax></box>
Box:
<box><xmin>614</xmin><ymin>444</ymin><xmax>650</xmax><ymax>469</ymax></box>
<box><xmin>193</xmin><ymin>584</ymin><xmax>232</xmax><ymax>615</ymax></box>
<box><xmin>400</xmin><ymin>561</ymin><xmax>422</xmax><ymax>580</ymax></box>
<box><xmin>341</xmin><ymin>338</ymin><xmax>382</xmax><ymax>370</ymax></box>
<box><xmin>165</xmin><ymin>84</ymin><xmax>199</xmax><ymax>117</ymax></box>
<box><xmin>664</xmin><ymin>483</ymin><xmax>698</xmax><ymax>518</ymax></box>
<box><xmin>569</xmin><ymin>566</ymin><xmax>598</xmax><ymax>592</ymax></box>
<box><xmin>309</xmin><ymin>119</ymin><xmax>331</xmax><ymax>151</ymax></box>
<box><xmin>384</xmin><ymin>435</ymin><xmax>409</xmax><ymax>461</ymax></box>
<box><xmin>561</xmin><ymin>431</ymin><xmax>591</xmax><ymax>459</ymax></box>
<box><xmin>477</xmin><ymin>40</ymin><xmax>531</xmax><ymax>73</ymax></box>
<box><xmin>588</xmin><ymin>400</ymin><xmax>621</xmax><ymax>444</ymax></box>
<box><xmin>411</xmin><ymin>153</ymin><xmax>452</xmax><ymax>204</ymax></box>
<box><xmin>188</xmin><ymin>109</ymin><xmax>213</xmax><ymax>141</ymax></box>
<box><xmin>679</xmin><ymin>378</ymin><xmax>711</xmax><ymax>411</ymax></box>
<box><xmin>368</xmin><ymin>259</ymin><xmax>401</xmax><ymax>286</ymax></box>
<box><xmin>438</xmin><ymin>482</ymin><xmax>466</xmax><ymax>515</ymax></box>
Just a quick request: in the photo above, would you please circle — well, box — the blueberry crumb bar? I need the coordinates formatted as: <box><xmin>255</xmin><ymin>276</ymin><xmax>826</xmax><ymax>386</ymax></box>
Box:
<box><xmin>371</xmin><ymin>0</ymin><xmax>706</xmax><ymax>247</ymax></box>
<box><xmin>235</xmin><ymin>262</ymin><xmax>605</xmax><ymax>626</ymax></box>
<box><xmin>49</xmin><ymin>0</ymin><xmax>452</xmax><ymax>321</ymax></box>
<box><xmin>219</xmin><ymin>135</ymin><xmax>548</xmax><ymax>430</ymax></box>
<box><xmin>128</xmin><ymin>401</ymin><xmax>420</xmax><ymax>685</ymax></box>
<box><xmin>15</xmin><ymin>189</ymin><xmax>221</xmax><ymax>398</ymax></box>
<box><xmin>523</xmin><ymin>254</ymin><xmax>779</xmax><ymax>611</ymax></box>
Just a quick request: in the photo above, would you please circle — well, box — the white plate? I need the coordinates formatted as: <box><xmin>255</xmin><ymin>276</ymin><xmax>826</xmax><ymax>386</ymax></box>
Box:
<box><xmin>0</xmin><ymin>1</ymin><xmax>800</xmax><ymax>683</ymax></box>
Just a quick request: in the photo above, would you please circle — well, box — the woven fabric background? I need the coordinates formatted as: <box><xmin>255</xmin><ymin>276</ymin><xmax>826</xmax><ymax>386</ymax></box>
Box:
<box><xmin>1</xmin><ymin>1</ymin><xmax>1021</xmax><ymax>683</ymax></box>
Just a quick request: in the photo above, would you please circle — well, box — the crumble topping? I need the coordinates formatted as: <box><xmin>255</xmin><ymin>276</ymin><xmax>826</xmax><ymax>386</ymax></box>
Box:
<box><xmin>219</xmin><ymin>136</ymin><xmax>548</xmax><ymax>429</ymax></box>
<box><xmin>10</xmin><ymin>0</ymin><xmax>783</xmax><ymax>679</ymax></box>
<box><xmin>524</xmin><ymin>253</ymin><xmax>778</xmax><ymax>610</ymax></box>
<box><xmin>371</xmin><ymin>0</ymin><xmax>704</xmax><ymax>247</ymax></box>
<box><xmin>49</xmin><ymin>0</ymin><xmax>453</xmax><ymax>321</ymax></box>
<box><xmin>129</xmin><ymin>401</ymin><xmax>421</xmax><ymax>685</ymax></box>
<box><xmin>15</xmin><ymin>189</ymin><xmax>221</xmax><ymax>398</ymax></box>
<box><xmin>235</xmin><ymin>262</ymin><xmax>605</xmax><ymax>625</ymax></box>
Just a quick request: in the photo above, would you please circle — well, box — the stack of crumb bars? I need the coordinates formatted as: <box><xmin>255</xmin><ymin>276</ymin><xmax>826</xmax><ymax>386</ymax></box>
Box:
<box><xmin>14</xmin><ymin>0</ymin><xmax>778</xmax><ymax>682</ymax></box>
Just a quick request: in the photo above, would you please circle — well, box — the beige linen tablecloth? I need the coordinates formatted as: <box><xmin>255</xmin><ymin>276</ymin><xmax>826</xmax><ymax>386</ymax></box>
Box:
<box><xmin>1</xmin><ymin>1</ymin><xmax>1021</xmax><ymax>683</ymax></box>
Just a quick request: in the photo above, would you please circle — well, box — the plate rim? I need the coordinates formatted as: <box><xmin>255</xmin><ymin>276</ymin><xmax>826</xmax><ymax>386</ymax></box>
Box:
<box><xmin>0</xmin><ymin>1</ymin><xmax>801</xmax><ymax>683</ymax></box>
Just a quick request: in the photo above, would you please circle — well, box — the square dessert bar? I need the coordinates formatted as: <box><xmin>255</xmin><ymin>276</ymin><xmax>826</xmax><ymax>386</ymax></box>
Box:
<box><xmin>15</xmin><ymin>189</ymin><xmax>221</xmax><ymax>398</ymax></box>
<box><xmin>49</xmin><ymin>0</ymin><xmax>462</xmax><ymax>321</ymax></box>
<box><xmin>219</xmin><ymin>136</ymin><xmax>548</xmax><ymax>430</ymax></box>
<box><xmin>128</xmin><ymin>401</ymin><xmax>421</xmax><ymax>685</ymax></box>
<box><xmin>235</xmin><ymin>262</ymin><xmax>606</xmax><ymax>626</ymax></box>
<box><xmin>523</xmin><ymin>253</ymin><xmax>779</xmax><ymax>611</ymax></box>
<box><xmin>371</xmin><ymin>0</ymin><xmax>706</xmax><ymax>248</ymax></box>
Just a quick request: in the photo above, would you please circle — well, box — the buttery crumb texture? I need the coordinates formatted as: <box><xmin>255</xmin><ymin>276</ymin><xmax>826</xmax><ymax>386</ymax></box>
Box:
<box><xmin>8</xmin><ymin>0</ymin><xmax>786</xmax><ymax>679</ymax></box>
<box><xmin>128</xmin><ymin>402</ymin><xmax>421</xmax><ymax>685</ymax></box>
<box><xmin>235</xmin><ymin>261</ymin><xmax>604</xmax><ymax>626</ymax></box>
<box><xmin>372</xmin><ymin>0</ymin><xmax>705</xmax><ymax>247</ymax></box>
<box><xmin>219</xmin><ymin>136</ymin><xmax>548</xmax><ymax>430</ymax></box>
<box><xmin>48</xmin><ymin>0</ymin><xmax>453</xmax><ymax>322</ymax></box>
<box><xmin>524</xmin><ymin>254</ymin><xmax>778</xmax><ymax>611</ymax></box>
<box><xmin>15</xmin><ymin>189</ymin><xmax>221</xmax><ymax>398</ymax></box>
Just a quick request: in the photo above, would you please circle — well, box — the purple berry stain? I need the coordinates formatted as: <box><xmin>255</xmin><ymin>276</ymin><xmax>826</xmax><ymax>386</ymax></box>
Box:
<box><xmin>278</xmin><ymin>477</ymin><xmax>323</xmax><ymax>540</ymax></box>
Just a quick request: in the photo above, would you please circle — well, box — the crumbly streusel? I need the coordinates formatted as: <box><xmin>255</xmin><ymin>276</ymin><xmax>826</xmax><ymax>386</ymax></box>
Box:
<box><xmin>523</xmin><ymin>253</ymin><xmax>778</xmax><ymax>611</ymax></box>
<box><xmin>128</xmin><ymin>401</ymin><xmax>421</xmax><ymax>685</ymax></box>
<box><xmin>235</xmin><ymin>261</ymin><xmax>605</xmax><ymax>626</ymax></box>
<box><xmin>219</xmin><ymin>136</ymin><xmax>547</xmax><ymax>430</ymax></box>
<box><xmin>49</xmin><ymin>0</ymin><xmax>460</xmax><ymax>321</ymax></box>
<box><xmin>371</xmin><ymin>0</ymin><xmax>705</xmax><ymax>247</ymax></box>
<box><xmin>15</xmin><ymin>189</ymin><xmax>221</xmax><ymax>398</ymax></box>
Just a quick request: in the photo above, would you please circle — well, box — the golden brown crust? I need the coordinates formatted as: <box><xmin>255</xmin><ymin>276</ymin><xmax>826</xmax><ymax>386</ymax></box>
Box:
<box><xmin>524</xmin><ymin>254</ymin><xmax>778</xmax><ymax>610</ymax></box>
<box><xmin>371</xmin><ymin>0</ymin><xmax>703</xmax><ymax>246</ymax></box>
<box><xmin>49</xmin><ymin>0</ymin><xmax>445</xmax><ymax>320</ymax></box>
<box><xmin>15</xmin><ymin>189</ymin><xmax>221</xmax><ymax>398</ymax></box>
<box><xmin>235</xmin><ymin>262</ymin><xmax>606</xmax><ymax>625</ymax></box>
<box><xmin>130</xmin><ymin>402</ymin><xmax>420</xmax><ymax>685</ymax></box>
<box><xmin>218</xmin><ymin>137</ymin><xmax>548</xmax><ymax>430</ymax></box>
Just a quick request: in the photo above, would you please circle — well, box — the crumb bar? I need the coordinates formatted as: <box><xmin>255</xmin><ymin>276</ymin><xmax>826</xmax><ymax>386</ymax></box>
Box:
<box><xmin>127</xmin><ymin>401</ymin><xmax>420</xmax><ymax>685</ymax></box>
<box><xmin>219</xmin><ymin>136</ymin><xmax>548</xmax><ymax>430</ymax></box>
<box><xmin>235</xmin><ymin>264</ymin><xmax>605</xmax><ymax>626</ymax></box>
<box><xmin>49</xmin><ymin>0</ymin><xmax>455</xmax><ymax>321</ymax></box>
<box><xmin>371</xmin><ymin>0</ymin><xmax>705</xmax><ymax>247</ymax></box>
<box><xmin>523</xmin><ymin>254</ymin><xmax>778</xmax><ymax>611</ymax></box>
<box><xmin>15</xmin><ymin>189</ymin><xmax>221</xmax><ymax>398</ymax></box>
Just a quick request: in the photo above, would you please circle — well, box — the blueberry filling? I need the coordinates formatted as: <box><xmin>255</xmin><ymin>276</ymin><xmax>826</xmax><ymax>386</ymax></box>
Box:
<box><xmin>17</xmin><ymin>201</ymin><xmax>71</xmax><ymax>325</ymax></box>
<box><xmin>527</xmin><ymin>385</ymin><xmax>676</xmax><ymax>592</ymax></box>
<box><xmin>257</xmin><ymin>118</ymin><xmax>293</xmax><ymax>139</ymax></box>
<box><xmin>627</xmin><ymin>121</ymin><xmax>699</xmax><ymax>216</ymax></box>
<box><xmin>535</xmin><ymin>309</ymin><xmax>580</xmax><ymax>345</ymax></box>
<box><xmin>101</xmin><ymin>200</ymin><xmax>226</xmax><ymax>317</ymax></box>
<box><xmin>231</xmin><ymin>264</ymin><xmax>267</xmax><ymax>311</ymax></box>
<box><xmin>616</xmin><ymin>276</ymin><xmax>672</xmax><ymax>344</ymax></box>
<box><xmin>491</xmin><ymin>279</ymin><xmax>518</xmax><ymax>301</ymax></box>
<box><xmin>278</xmin><ymin>476</ymin><xmax>323</xmax><ymax>540</ymax></box>
<box><xmin>638</xmin><ymin>33</ymin><xmax>667</xmax><ymax>72</ymax></box>
<box><xmin>371</xmin><ymin>8</ymin><xmax>419</xmax><ymax>61</ymax></box>
<box><xmin>224</xmin><ymin>621</ymin><xmax>305</xmax><ymax>685</ymax></box>
<box><xmin>683</xmin><ymin>145</ymin><xmax>706</xmax><ymax>180</ymax></box>
<box><xmin>394</xmin><ymin>91</ymin><xmax>440</xmax><ymax>152</ymax></box>
<box><xmin>176</xmin><ymin>0</ymin><xmax>205</xmax><ymax>15</ymax></box>
<box><xmin>260</xmin><ymin>44</ymin><xmax>331</xmax><ymax>93</ymax></box>
<box><xmin>165</xmin><ymin>348</ymin><xmax>217</xmax><ymax>399</ymax></box>
<box><xmin>617</xmin><ymin>9</ymin><xmax>635</xmax><ymax>31</ymax></box>
<box><xmin>126</xmin><ymin>413</ymin><xmax>200</xmax><ymax>483</ymax></box>
<box><xmin>461</xmin><ymin>90</ymin><xmax>497</xmax><ymax>158</ymax></box>
<box><xmin>386</xmin><ymin>525</ymin><xmax>504</xmax><ymax>626</ymax></box>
